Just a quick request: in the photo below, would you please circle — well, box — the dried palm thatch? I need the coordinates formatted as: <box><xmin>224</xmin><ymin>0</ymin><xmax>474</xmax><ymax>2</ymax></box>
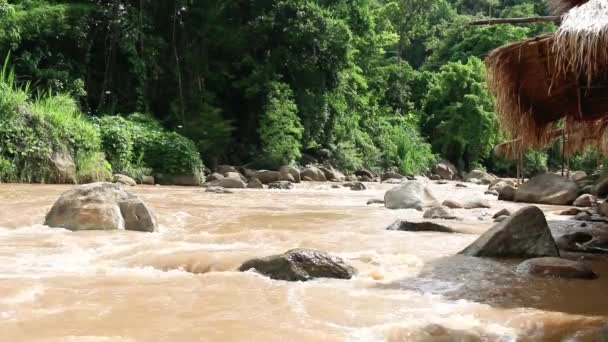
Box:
<box><xmin>554</xmin><ymin>0</ymin><xmax>608</xmax><ymax>83</ymax></box>
<box><xmin>494</xmin><ymin>121</ymin><xmax>608</xmax><ymax>161</ymax></box>
<box><xmin>547</xmin><ymin>0</ymin><xmax>589</xmax><ymax>14</ymax></box>
<box><xmin>486</xmin><ymin>33</ymin><xmax>608</xmax><ymax>156</ymax></box>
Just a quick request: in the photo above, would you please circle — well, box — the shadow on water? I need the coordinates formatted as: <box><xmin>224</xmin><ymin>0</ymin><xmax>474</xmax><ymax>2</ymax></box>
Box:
<box><xmin>379</xmin><ymin>253</ymin><xmax>608</xmax><ymax>317</ymax></box>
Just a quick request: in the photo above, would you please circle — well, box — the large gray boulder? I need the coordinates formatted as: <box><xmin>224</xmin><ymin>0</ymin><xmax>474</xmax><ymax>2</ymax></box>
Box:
<box><xmin>254</xmin><ymin>170</ymin><xmax>281</xmax><ymax>184</ymax></box>
<box><xmin>465</xmin><ymin>170</ymin><xmax>496</xmax><ymax>185</ymax></box>
<box><xmin>301</xmin><ymin>166</ymin><xmax>326</xmax><ymax>182</ymax></box>
<box><xmin>238</xmin><ymin>249</ymin><xmax>356</xmax><ymax>281</ymax></box>
<box><xmin>514</xmin><ymin>173</ymin><xmax>580</xmax><ymax>205</ymax></box>
<box><xmin>459</xmin><ymin>206</ymin><xmax>559</xmax><ymax>258</ymax></box>
<box><xmin>279</xmin><ymin>166</ymin><xmax>301</xmax><ymax>183</ymax></box>
<box><xmin>218</xmin><ymin>178</ymin><xmax>246</xmax><ymax>189</ymax></box>
<box><xmin>384</xmin><ymin>181</ymin><xmax>438</xmax><ymax>210</ymax></box>
<box><xmin>432</xmin><ymin>160</ymin><xmax>458</xmax><ymax>180</ymax></box>
<box><xmin>44</xmin><ymin>182</ymin><xmax>156</xmax><ymax>232</ymax></box>
<box><xmin>516</xmin><ymin>257</ymin><xmax>597</xmax><ymax>279</ymax></box>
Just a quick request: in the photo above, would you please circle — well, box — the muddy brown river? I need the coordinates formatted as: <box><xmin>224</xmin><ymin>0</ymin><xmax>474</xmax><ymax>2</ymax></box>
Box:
<box><xmin>0</xmin><ymin>181</ymin><xmax>607</xmax><ymax>341</ymax></box>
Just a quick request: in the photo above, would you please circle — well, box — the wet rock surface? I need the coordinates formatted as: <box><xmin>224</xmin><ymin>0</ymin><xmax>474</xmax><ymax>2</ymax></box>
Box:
<box><xmin>45</xmin><ymin>182</ymin><xmax>157</xmax><ymax>232</ymax></box>
<box><xmin>238</xmin><ymin>249</ymin><xmax>356</xmax><ymax>281</ymax></box>
<box><xmin>459</xmin><ymin>206</ymin><xmax>559</xmax><ymax>258</ymax></box>
<box><xmin>386</xmin><ymin>219</ymin><xmax>455</xmax><ymax>233</ymax></box>
<box><xmin>516</xmin><ymin>257</ymin><xmax>597</xmax><ymax>279</ymax></box>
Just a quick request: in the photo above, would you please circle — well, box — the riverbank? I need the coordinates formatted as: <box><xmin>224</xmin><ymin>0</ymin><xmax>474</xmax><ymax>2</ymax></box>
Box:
<box><xmin>1</xmin><ymin>180</ymin><xmax>607</xmax><ymax>340</ymax></box>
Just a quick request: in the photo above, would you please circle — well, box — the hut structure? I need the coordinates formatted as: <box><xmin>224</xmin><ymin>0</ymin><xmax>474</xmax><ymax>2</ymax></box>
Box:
<box><xmin>486</xmin><ymin>0</ymin><xmax>608</xmax><ymax>173</ymax></box>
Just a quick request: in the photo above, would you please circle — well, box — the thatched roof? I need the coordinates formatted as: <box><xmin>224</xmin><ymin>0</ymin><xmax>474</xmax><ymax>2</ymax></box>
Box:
<box><xmin>554</xmin><ymin>0</ymin><xmax>608</xmax><ymax>83</ymax></box>
<box><xmin>486</xmin><ymin>32</ymin><xmax>608</xmax><ymax>152</ymax></box>
<box><xmin>548</xmin><ymin>0</ymin><xmax>589</xmax><ymax>14</ymax></box>
<box><xmin>494</xmin><ymin>125</ymin><xmax>608</xmax><ymax>160</ymax></box>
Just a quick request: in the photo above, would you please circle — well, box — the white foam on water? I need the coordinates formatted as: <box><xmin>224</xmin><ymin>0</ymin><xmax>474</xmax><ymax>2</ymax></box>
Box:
<box><xmin>1</xmin><ymin>285</ymin><xmax>45</xmax><ymax>304</ymax></box>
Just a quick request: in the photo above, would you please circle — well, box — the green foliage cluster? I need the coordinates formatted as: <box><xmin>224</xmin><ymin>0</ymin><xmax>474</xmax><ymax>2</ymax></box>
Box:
<box><xmin>0</xmin><ymin>55</ymin><xmax>202</xmax><ymax>184</ymax></box>
<box><xmin>1</xmin><ymin>0</ymin><xmax>586</xmax><ymax>177</ymax></box>
<box><xmin>258</xmin><ymin>82</ymin><xmax>304</xmax><ymax>168</ymax></box>
<box><xmin>95</xmin><ymin>115</ymin><xmax>204</xmax><ymax>180</ymax></box>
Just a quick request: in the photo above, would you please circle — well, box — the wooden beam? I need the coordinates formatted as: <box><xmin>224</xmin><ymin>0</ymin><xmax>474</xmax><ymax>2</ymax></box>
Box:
<box><xmin>469</xmin><ymin>16</ymin><xmax>561</xmax><ymax>26</ymax></box>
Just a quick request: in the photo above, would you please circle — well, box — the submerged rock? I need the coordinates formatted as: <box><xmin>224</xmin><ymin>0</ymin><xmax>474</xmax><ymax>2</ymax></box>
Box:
<box><xmin>560</xmin><ymin>208</ymin><xmax>583</xmax><ymax>216</ymax></box>
<box><xmin>556</xmin><ymin>232</ymin><xmax>594</xmax><ymax>252</ymax></box>
<box><xmin>114</xmin><ymin>174</ymin><xmax>136</xmax><ymax>186</ymax></box>
<box><xmin>366</xmin><ymin>199</ymin><xmax>385</xmax><ymax>205</ymax></box>
<box><xmin>459</xmin><ymin>206</ymin><xmax>559</xmax><ymax>258</ymax></box>
<box><xmin>516</xmin><ymin>257</ymin><xmax>597</xmax><ymax>279</ymax></box>
<box><xmin>423</xmin><ymin>206</ymin><xmax>458</xmax><ymax>220</ymax></box>
<box><xmin>343</xmin><ymin>182</ymin><xmax>366</xmax><ymax>191</ymax></box>
<box><xmin>206</xmin><ymin>186</ymin><xmax>233</xmax><ymax>194</ymax></box>
<box><xmin>514</xmin><ymin>173</ymin><xmax>580</xmax><ymax>205</ymax></box>
<box><xmin>386</xmin><ymin>220</ymin><xmax>454</xmax><ymax>233</ymax></box>
<box><xmin>384</xmin><ymin>181</ymin><xmax>437</xmax><ymax>210</ymax></box>
<box><xmin>268</xmin><ymin>181</ymin><xmax>294</xmax><ymax>190</ymax></box>
<box><xmin>45</xmin><ymin>182</ymin><xmax>157</xmax><ymax>232</ymax></box>
<box><xmin>238</xmin><ymin>249</ymin><xmax>356</xmax><ymax>281</ymax></box>
<box><xmin>575</xmin><ymin>212</ymin><xmax>593</xmax><ymax>221</ymax></box>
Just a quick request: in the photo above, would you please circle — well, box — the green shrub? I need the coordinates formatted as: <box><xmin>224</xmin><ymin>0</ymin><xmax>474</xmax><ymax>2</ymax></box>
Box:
<box><xmin>95</xmin><ymin>115</ymin><xmax>204</xmax><ymax>178</ymax></box>
<box><xmin>94</xmin><ymin>116</ymin><xmax>134</xmax><ymax>174</ymax></box>
<box><xmin>258</xmin><ymin>82</ymin><xmax>303</xmax><ymax>168</ymax></box>
<box><xmin>76</xmin><ymin>152</ymin><xmax>112</xmax><ymax>183</ymax></box>
<box><xmin>0</xmin><ymin>156</ymin><xmax>15</xmax><ymax>181</ymax></box>
<box><xmin>145</xmin><ymin>131</ymin><xmax>203</xmax><ymax>176</ymax></box>
<box><xmin>524</xmin><ymin>150</ymin><xmax>548</xmax><ymax>176</ymax></box>
<box><xmin>570</xmin><ymin>148</ymin><xmax>602</xmax><ymax>175</ymax></box>
<box><xmin>379</xmin><ymin>123</ymin><xmax>436</xmax><ymax>175</ymax></box>
<box><xmin>31</xmin><ymin>93</ymin><xmax>101</xmax><ymax>162</ymax></box>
